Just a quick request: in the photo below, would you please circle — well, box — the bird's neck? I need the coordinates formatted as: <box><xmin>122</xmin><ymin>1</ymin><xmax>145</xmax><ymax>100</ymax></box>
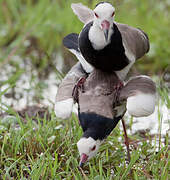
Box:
<box><xmin>80</xmin><ymin>113</ymin><xmax>121</xmax><ymax>140</ymax></box>
<box><xmin>88</xmin><ymin>22</ymin><xmax>113</xmax><ymax>50</ymax></box>
<box><xmin>83</xmin><ymin>128</ymin><xmax>104</xmax><ymax>143</ymax></box>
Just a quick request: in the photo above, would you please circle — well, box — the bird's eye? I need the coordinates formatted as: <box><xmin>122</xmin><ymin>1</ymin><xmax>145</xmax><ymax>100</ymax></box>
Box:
<box><xmin>111</xmin><ymin>12</ymin><xmax>115</xmax><ymax>17</ymax></box>
<box><xmin>94</xmin><ymin>12</ymin><xmax>99</xmax><ymax>18</ymax></box>
<box><xmin>91</xmin><ymin>145</ymin><xmax>96</xmax><ymax>151</ymax></box>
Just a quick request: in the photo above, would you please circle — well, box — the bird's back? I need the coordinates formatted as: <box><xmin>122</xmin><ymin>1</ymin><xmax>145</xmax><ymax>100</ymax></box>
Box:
<box><xmin>78</xmin><ymin>69</ymin><xmax>124</xmax><ymax>139</ymax></box>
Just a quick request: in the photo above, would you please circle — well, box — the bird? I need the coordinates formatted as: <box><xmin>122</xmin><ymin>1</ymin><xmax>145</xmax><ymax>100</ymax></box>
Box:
<box><xmin>76</xmin><ymin>69</ymin><xmax>125</xmax><ymax>167</ymax></box>
<box><xmin>74</xmin><ymin>69</ymin><xmax>156</xmax><ymax>167</ymax></box>
<box><xmin>57</xmin><ymin>1</ymin><xmax>150</xmax><ymax>119</ymax></box>
<box><xmin>55</xmin><ymin>2</ymin><xmax>156</xmax><ymax>167</ymax></box>
<box><xmin>63</xmin><ymin>2</ymin><xmax>150</xmax><ymax>80</ymax></box>
<box><xmin>55</xmin><ymin>62</ymin><xmax>156</xmax><ymax>167</ymax></box>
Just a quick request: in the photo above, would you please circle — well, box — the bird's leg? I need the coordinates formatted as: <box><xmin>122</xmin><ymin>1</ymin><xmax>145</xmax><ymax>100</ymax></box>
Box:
<box><xmin>121</xmin><ymin>118</ymin><xmax>131</xmax><ymax>163</ymax></box>
<box><xmin>72</xmin><ymin>76</ymin><xmax>87</xmax><ymax>103</ymax></box>
<box><xmin>113</xmin><ymin>80</ymin><xmax>124</xmax><ymax>108</ymax></box>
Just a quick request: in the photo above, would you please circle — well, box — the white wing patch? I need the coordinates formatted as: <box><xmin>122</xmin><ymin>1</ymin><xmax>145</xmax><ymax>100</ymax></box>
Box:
<box><xmin>55</xmin><ymin>98</ymin><xmax>73</xmax><ymax>119</ymax></box>
<box><xmin>69</xmin><ymin>49</ymin><xmax>94</xmax><ymax>73</ymax></box>
<box><xmin>127</xmin><ymin>93</ymin><xmax>156</xmax><ymax>117</ymax></box>
<box><xmin>71</xmin><ymin>3</ymin><xmax>94</xmax><ymax>24</ymax></box>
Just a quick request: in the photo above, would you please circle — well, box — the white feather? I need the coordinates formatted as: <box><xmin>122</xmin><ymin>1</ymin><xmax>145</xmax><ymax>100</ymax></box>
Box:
<box><xmin>71</xmin><ymin>3</ymin><xmax>94</xmax><ymax>24</ymax></box>
<box><xmin>127</xmin><ymin>93</ymin><xmax>156</xmax><ymax>117</ymax></box>
<box><xmin>94</xmin><ymin>3</ymin><xmax>115</xmax><ymax>18</ymax></box>
<box><xmin>88</xmin><ymin>3</ymin><xmax>115</xmax><ymax>50</ymax></box>
<box><xmin>77</xmin><ymin>137</ymin><xmax>102</xmax><ymax>160</ymax></box>
<box><xmin>55</xmin><ymin>98</ymin><xmax>73</xmax><ymax>119</ymax></box>
<box><xmin>88</xmin><ymin>25</ymin><xmax>113</xmax><ymax>50</ymax></box>
<box><xmin>69</xmin><ymin>49</ymin><xmax>94</xmax><ymax>73</ymax></box>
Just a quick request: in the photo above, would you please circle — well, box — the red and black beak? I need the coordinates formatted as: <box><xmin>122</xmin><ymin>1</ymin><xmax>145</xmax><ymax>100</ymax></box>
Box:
<box><xmin>79</xmin><ymin>153</ymin><xmax>88</xmax><ymax>168</ymax></box>
<box><xmin>101</xmin><ymin>20</ymin><xmax>110</xmax><ymax>42</ymax></box>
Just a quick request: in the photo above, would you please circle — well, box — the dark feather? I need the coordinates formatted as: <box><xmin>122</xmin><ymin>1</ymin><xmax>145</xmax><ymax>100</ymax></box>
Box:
<box><xmin>79</xmin><ymin>112</ymin><xmax>122</xmax><ymax>140</ymax></box>
<box><xmin>63</xmin><ymin>33</ymin><xmax>80</xmax><ymax>52</ymax></box>
<box><xmin>79</xmin><ymin>22</ymin><xmax>129</xmax><ymax>72</ymax></box>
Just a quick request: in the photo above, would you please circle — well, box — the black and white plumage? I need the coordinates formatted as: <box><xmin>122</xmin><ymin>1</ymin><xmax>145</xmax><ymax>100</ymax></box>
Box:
<box><xmin>80</xmin><ymin>113</ymin><xmax>121</xmax><ymax>140</ymax></box>
<box><xmin>78</xmin><ymin>22</ymin><xmax>129</xmax><ymax>72</ymax></box>
<box><xmin>57</xmin><ymin>2</ymin><xmax>155</xmax><ymax>167</ymax></box>
<box><xmin>75</xmin><ymin>70</ymin><xmax>125</xmax><ymax>166</ymax></box>
<box><xmin>63</xmin><ymin>33</ymin><xmax>93</xmax><ymax>73</ymax></box>
<box><xmin>54</xmin><ymin>62</ymin><xmax>156</xmax><ymax>166</ymax></box>
<box><xmin>63</xmin><ymin>2</ymin><xmax>149</xmax><ymax>80</ymax></box>
<box><xmin>75</xmin><ymin>69</ymin><xmax>156</xmax><ymax>167</ymax></box>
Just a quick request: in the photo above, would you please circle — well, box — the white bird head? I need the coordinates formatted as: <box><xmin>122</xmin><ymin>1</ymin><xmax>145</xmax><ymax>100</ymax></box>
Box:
<box><xmin>77</xmin><ymin>137</ymin><xmax>102</xmax><ymax>167</ymax></box>
<box><xmin>71</xmin><ymin>2</ymin><xmax>115</xmax><ymax>42</ymax></box>
<box><xmin>93</xmin><ymin>2</ymin><xmax>115</xmax><ymax>41</ymax></box>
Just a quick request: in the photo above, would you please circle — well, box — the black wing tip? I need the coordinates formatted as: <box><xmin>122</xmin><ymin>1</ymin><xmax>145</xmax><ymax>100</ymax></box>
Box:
<box><xmin>63</xmin><ymin>33</ymin><xmax>79</xmax><ymax>51</ymax></box>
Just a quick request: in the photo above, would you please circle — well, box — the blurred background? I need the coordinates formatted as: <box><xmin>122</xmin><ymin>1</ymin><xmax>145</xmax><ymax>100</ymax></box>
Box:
<box><xmin>0</xmin><ymin>0</ymin><xmax>169</xmax><ymax>110</ymax></box>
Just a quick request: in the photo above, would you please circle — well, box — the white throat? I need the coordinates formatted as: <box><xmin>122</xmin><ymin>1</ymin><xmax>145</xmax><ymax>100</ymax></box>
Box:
<box><xmin>77</xmin><ymin>137</ymin><xmax>103</xmax><ymax>160</ymax></box>
<box><xmin>88</xmin><ymin>23</ymin><xmax>113</xmax><ymax>50</ymax></box>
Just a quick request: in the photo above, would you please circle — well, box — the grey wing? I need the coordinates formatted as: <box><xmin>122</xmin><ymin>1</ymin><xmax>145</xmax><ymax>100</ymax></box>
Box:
<box><xmin>116</xmin><ymin>22</ymin><xmax>150</xmax><ymax>61</ymax></box>
<box><xmin>56</xmin><ymin>62</ymin><xmax>86</xmax><ymax>102</ymax></box>
<box><xmin>115</xmin><ymin>22</ymin><xmax>150</xmax><ymax>80</ymax></box>
<box><xmin>55</xmin><ymin>62</ymin><xmax>87</xmax><ymax>119</ymax></box>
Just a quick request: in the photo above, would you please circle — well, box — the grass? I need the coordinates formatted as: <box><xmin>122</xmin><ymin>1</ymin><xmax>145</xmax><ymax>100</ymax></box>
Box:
<box><xmin>0</xmin><ymin>0</ymin><xmax>170</xmax><ymax>179</ymax></box>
